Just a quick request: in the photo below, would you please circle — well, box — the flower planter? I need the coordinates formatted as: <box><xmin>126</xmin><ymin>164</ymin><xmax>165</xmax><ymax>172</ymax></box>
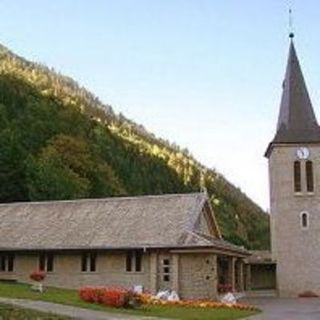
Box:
<box><xmin>29</xmin><ymin>270</ymin><xmax>46</xmax><ymax>293</ymax></box>
<box><xmin>31</xmin><ymin>282</ymin><xmax>43</xmax><ymax>293</ymax></box>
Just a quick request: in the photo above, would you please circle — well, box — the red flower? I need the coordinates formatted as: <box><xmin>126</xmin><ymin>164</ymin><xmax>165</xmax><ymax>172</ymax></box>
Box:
<box><xmin>100</xmin><ymin>288</ymin><xmax>127</xmax><ymax>307</ymax></box>
<box><xmin>29</xmin><ymin>270</ymin><xmax>46</xmax><ymax>282</ymax></box>
<box><xmin>79</xmin><ymin>287</ymin><xmax>133</xmax><ymax>307</ymax></box>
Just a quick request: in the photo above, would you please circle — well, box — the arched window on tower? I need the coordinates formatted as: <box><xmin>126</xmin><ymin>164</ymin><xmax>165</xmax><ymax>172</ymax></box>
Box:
<box><xmin>294</xmin><ymin>161</ymin><xmax>301</xmax><ymax>192</ymax></box>
<box><xmin>306</xmin><ymin>161</ymin><xmax>314</xmax><ymax>192</ymax></box>
<box><xmin>300</xmin><ymin>212</ymin><xmax>309</xmax><ymax>229</ymax></box>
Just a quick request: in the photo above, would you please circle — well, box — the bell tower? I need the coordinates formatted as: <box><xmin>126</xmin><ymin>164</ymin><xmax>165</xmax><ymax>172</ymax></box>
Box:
<box><xmin>265</xmin><ymin>34</ymin><xmax>320</xmax><ymax>297</ymax></box>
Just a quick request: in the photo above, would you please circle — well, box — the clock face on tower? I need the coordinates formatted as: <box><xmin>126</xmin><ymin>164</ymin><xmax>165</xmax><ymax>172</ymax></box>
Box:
<box><xmin>296</xmin><ymin>147</ymin><xmax>310</xmax><ymax>160</ymax></box>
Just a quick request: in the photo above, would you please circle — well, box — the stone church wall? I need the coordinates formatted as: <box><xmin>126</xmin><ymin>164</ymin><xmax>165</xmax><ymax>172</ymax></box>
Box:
<box><xmin>270</xmin><ymin>145</ymin><xmax>320</xmax><ymax>297</ymax></box>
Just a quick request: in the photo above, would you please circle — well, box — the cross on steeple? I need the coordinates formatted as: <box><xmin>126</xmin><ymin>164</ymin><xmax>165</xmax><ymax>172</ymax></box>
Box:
<box><xmin>288</xmin><ymin>8</ymin><xmax>294</xmax><ymax>39</ymax></box>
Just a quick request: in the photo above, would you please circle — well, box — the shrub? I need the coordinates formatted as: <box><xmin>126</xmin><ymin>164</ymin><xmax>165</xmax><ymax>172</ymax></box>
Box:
<box><xmin>79</xmin><ymin>287</ymin><xmax>138</xmax><ymax>308</ymax></box>
<box><xmin>79</xmin><ymin>287</ymin><xmax>103</xmax><ymax>303</ymax></box>
<box><xmin>29</xmin><ymin>270</ymin><xmax>46</xmax><ymax>282</ymax></box>
<box><xmin>100</xmin><ymin>288</ymin><xmax>127</xmax><ymax>307</ymax></box>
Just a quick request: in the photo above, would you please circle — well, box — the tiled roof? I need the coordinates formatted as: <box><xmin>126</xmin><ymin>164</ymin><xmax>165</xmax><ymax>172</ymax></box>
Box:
<box><xmin>0</xmin><ymin>193</ymin><xmax>248</xmax><ymax>255</ymax></box>
<box><xmin>246</xmin><ymin>250</ymin><xmax>275</xmax><ymax>264</ymax></box>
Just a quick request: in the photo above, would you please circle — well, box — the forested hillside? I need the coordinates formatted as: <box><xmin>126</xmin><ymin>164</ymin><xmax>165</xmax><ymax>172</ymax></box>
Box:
<box><xmin>0</xmin><ymin>44</ymin><xmax>270</xmax><ymax>249</ymax></box>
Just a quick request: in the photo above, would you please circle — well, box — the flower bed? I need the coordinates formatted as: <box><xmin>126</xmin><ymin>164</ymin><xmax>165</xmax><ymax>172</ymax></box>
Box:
<box><xmin>79</xmin><ymin>287</ymin><xmax>136</xmax><ymax>308</ymax></box>
<box><xmin>78</xmin><ymin>287</ymin><xmax>257</xmax><ymax>311</ymax></box>
<box><xmin>136</xmin><ymin>293</ymin><xmax>257</xmax><ymax>311</ymax></box>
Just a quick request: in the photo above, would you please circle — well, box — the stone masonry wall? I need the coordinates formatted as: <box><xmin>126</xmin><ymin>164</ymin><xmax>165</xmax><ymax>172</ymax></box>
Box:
<box><xmin>270</xmin><ymin>144</ymin><xmax>320</xmax><ymax>297</ymax></box>
<box><xmin>179</xmin><ymin>253</ymin><xmax>217</xmax><ymax>300</ymax></box>
<box><xmin>0</xmin><ymin>251</ymin><xmax>151</xmax><ymax>290</ymax></box>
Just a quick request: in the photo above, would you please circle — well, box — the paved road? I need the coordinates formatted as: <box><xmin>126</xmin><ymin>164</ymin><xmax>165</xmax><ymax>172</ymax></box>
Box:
<box><xmin>243</xmin><ymin>297</ymin><xmax>320</xmax><ymax>320</ymax></box>
<box><xmin>0</xmin><ymin>297</ymin><xmax>168</xmax><ymax>320</ymax></box>
<box><xmin>4</xmin><ymin>296</ymin><xmax>320</xmax><ymax>320</ymax></box>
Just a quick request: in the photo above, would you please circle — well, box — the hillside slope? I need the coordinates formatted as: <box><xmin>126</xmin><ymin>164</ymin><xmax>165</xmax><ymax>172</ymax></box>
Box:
<box><xmin>0</xmin><ymin>44</ymin><xmax>270</xmax><ymax>249</ymax></box>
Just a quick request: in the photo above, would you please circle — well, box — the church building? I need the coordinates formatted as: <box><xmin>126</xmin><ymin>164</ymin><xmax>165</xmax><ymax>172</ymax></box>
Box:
<box><xmin>265</xmin><ymin>33</ymin><xmax>320</xmax><ymax>297</ymax></box>
<box><xmin>0</xmin><ymin>193</ymin><xmax>249</xmax><ymax>299</ymax></box>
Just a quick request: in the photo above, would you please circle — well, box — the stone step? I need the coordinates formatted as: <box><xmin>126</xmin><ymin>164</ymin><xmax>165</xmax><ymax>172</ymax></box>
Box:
<box><xmin>244</xmin><ymin>290</ymin><xmax>277</xmax><ymax>298</ymax></box>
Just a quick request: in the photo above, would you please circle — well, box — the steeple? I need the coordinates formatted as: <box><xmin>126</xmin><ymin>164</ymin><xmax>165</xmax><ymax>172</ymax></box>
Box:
<box><xmin>265</xmin><ymin>37</ymin><xmax>320</xmax><ymax>156</ymax></box>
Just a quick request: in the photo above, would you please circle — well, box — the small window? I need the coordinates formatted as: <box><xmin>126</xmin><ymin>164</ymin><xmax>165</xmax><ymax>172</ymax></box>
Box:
<box><xmin>39</xmin><ymin>253</ymin><xmax>54</xmax><ymax>272</ymax></box>
<box><xmin>7</xmin><ymin>255</ymin><xmax>14</xmax><ymax>272</ymax></box>
<box><xmin>163</xmin><ymin>259</ymin><xmax>170</xmax><ymax>266</ymax></box>
<box><xmin>126</xmin><ymin>250</ymin><xmax>143</xmax><ymax>272</ymax></box>
<box><xmin>0</xmin><ymin>254</ymin><xmax>14</xmax><ymax>272</ymax></box>
<box><xmin>306</xmin><ymin>161</ymin><xmax>314</xmax><ymax>192</ymax></box>
<box><xmin>300</xmin><ymin>212</ymin><xmax>309</xmax><ymax>229</ymax></box>
<box><xmin>294</xmin><ymin>161</ymin><xmax>301</xmax><ymax>192</ymax></box>
<box><xmin>39</xmin><ymin>253</ymin><xmax>46</xmax><ymax>271</ymax></box>
<box><xmin>81</xmin><ymin>254</ymin><xmax>87</xmax><ymax>272</ymax></box>
<box><xmin>90</xmin><ymin>253</ymin><xmax>96</xmax><ymax>272</ymax></box>
<box><xmin>0</xmin><ymin>256</ymin><xmax>6</xmax><ymax>272</ymax></box>
<box><xmin>126</xmin><ymin>251</ymin><xmax>133</xmax><ymax>272</ymax></box>
<box><xmin>46</xmin><ymin>253</ymin><xmax>54</xmax><ymax>272</ymax></box>
<box><xmin>163</xmin><ymin>274</ymin><xmax>170</xmax><ymax>282</ymax></box>
<box><xmin>135</xmin><ymin>251</ymin><xmax>142</xmax><ymax>272</ymax></box>
<box><xmin>162</xmin><ymin>257</ymin><xmax>171</xmax><ymax>282</ymax></box>
<box><xmin>81</xmin><ymin>253</ymin><xmax>97</xmax><ymax>272</ymax></box>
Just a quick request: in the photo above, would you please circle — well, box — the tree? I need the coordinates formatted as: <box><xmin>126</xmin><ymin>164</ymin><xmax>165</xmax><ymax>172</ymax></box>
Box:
<box><xmin>26</xmin><ymin>135</ymin><xmax>92</xmax><ymax>200</ymax></box>
<box><xmin>26</xmin><ymin>155</ymin><xmax>90</xmax><ymax>201</ymax></box>
<box><xmin>0</xmin><ymin>128</ymin><xmax>27</xmax><ymax>201</ymax></box>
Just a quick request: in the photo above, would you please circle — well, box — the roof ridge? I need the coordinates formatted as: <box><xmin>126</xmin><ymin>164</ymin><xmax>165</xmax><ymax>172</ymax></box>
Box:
<box><xmin>0</xmin><ymin>192</ymin><xmax>206</xmax><ymax>207</ymax></box>
<box><xmin>185</xmin><ymin>230</ymin><xmax>213</xmax><ymax>245</ymax></box>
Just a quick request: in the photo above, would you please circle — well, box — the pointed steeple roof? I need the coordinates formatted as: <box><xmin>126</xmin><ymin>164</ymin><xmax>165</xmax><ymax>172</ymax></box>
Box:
<box><xmin>266</xmin><ymin>38</ymin><xmax>320</xmax><ymax>156</ymax></box>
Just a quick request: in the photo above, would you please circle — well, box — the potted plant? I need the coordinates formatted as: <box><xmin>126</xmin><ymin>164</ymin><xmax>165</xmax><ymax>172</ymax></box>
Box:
<box><xmin>29</xmin><ymin>270</ymin><xmax>46</xmax><ymax>292</ymax></box>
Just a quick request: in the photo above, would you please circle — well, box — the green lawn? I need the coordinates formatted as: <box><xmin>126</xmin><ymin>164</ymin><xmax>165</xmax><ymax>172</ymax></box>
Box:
<box><xmin>0</xmin><ymin>282</ymin><xmax>258</xmax><ymax>320</ymax></box>
<box><xmin>0</xmin><ymin>303</ymin><xmax>72</xmax><ymax>319</ymax></box>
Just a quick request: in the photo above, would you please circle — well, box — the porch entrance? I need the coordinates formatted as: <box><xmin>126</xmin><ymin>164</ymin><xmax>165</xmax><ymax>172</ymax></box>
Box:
<box><xmin>217</xmin><ymin>256</ymin><xmax>245</xmax><ymax>293</ymax></box>
<box><xmin>244</xmin><ymin>250</ymin><xmax>277</xmax><ymax>292</ymax></box>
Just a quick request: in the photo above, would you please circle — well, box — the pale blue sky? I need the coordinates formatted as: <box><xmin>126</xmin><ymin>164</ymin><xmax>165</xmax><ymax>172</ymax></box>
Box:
<box><xmin>1</xmin><ymin>0</ymin><xmax>320</xmax><ymax>209</ymax></box>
